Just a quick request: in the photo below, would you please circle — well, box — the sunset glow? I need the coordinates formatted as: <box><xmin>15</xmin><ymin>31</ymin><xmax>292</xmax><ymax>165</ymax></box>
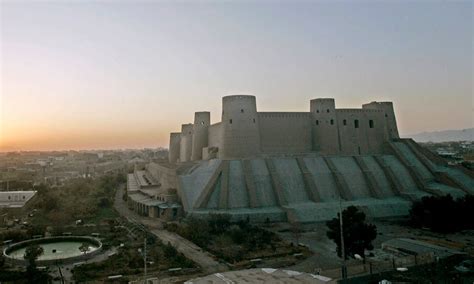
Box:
<box><xmin>1</xmin><ymin>1</ymin><xmax>472</xmax><ymax>151</ymax></box>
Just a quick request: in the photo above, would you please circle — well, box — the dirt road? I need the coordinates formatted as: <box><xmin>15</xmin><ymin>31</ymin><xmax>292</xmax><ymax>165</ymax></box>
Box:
<box><xmin>114</xmin><ymin>186</ymin><xmax>227</xmax><ymax>274</ymax></box>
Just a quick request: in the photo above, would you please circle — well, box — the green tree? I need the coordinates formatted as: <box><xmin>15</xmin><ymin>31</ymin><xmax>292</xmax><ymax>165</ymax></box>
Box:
<box><xmin>326</xmin><ymin>206</ymin><xmax>377</xmax><ymax>259</ymax></box>
<box><xmin>208</xmin><ymin>214</ymin><xmax>231</xmax><ymax>234</ymax></box>
<box><xmin>79</xmin><ymin>243</ymin><xmax>90</xmax><ymax>255</ymax></box>
<box><xmin>409</xmin><ymin>194</ymin><xmax>474</xmax><ymax>233</ymax></box>
<box><xmin>181</xmin><ymin>217</ymin><xmax>211</xmax><ymax>248</ymax></box>
<box><xmin>24</xmin><ymin>244</ymin><xmax>44</xmax><ymax>271</ymax></box>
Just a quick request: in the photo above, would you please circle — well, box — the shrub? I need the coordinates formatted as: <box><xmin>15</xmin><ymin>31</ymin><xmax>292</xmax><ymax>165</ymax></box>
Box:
<box><xmin>410</xmin><ymin>194</ymin><xmax>474</xmax><ymax>233</ymax></box>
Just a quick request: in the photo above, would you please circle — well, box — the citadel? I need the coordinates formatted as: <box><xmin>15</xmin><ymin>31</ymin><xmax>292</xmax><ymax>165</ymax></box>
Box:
<box><xmin>127</xmin><ymin>95</ymin><xmax>474</xmax><ymax>223</ymax></box>
<box><xmin>169</xmin><ymin>95</ymin><xmax>399</xmax><ymax>161</ymax></box>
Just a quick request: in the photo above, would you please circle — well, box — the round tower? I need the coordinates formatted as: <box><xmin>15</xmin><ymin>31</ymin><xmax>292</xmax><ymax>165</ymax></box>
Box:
<box><xmin>310</xmin><ymin>98</ymin><xmax>340</xmax><ymax>154</ymax></box>
<box><xmin>220</xmin><ymin>95</ymin><xmax>261</xmax><ymax>159</ymax></box>
<box><xmin>179</xmin><ymin>124</ymin><xmax>193</xmax><ymax>162</ymax></box>
<box><xmin>191</xmin><ymin>112</ymin><xmax>210</xmax><ymax>161</ymax></box>
<box><xmin>362</xmin><ymin>101</ymin><xmax>400</xmax><ymax>139</ymax></box>
<box><xmin>168</xmin><ymin>132</ymin><xmax>181</xmax><ymax>163</ymax></box>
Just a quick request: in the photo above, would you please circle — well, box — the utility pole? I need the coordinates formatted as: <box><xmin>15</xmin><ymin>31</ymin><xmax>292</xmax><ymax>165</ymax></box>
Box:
<box><xmin>144</xmin><ymin>231</ymin><xmax>147</xmax><ymax>284</ymax></box>
<box><xmin>136</xmin><ymin>222</ymin><xmax>148</xmax><ymax>284</ymax></box>
<box><xmin>339</xmin><ymin>198</ymin><xmax>347</xmax><ymax>279</ymax></box>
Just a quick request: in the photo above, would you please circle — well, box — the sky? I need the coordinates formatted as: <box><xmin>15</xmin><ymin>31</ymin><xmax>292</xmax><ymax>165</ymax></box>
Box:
<box><xmin>0</xmin><ymin>0</ymin><xmax>472</xmax><ymax>151</ymax></box>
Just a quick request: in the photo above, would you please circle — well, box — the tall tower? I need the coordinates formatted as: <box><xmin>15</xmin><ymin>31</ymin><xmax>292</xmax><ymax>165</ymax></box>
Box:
<box><xmin>168</xmin><ymin>133</ymin><xmax>181</xmax><ymax>163</ymax></box>
<box><xmin>310</xmin><ymin>98</ymin><xmax>340</xmax><ymax>154</ymax></box>
<box><xmin>220</xmin><ymin>95</ymin><xmax>261</xmax><ymax>159</ymax></box>
<box><xmin>362</xmin><ymin>101</ymin><xmax>400</xmax><ymax>140</ymax></box>
<box><xmin>179</xmin><ymin>124</ymin><xmax>193</xmax><ymax>162</ymax></box>
<box><xmin>191</xmin><ymin>112</ymin><xmax>210</xmax><ymax>161</ymax></box>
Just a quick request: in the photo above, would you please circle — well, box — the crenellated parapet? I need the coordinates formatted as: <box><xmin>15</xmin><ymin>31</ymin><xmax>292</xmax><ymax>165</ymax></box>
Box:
<box><xmin>168</xmin><ymin>95</ymin><xmax>401</xmax><ymax>162</ymax></box>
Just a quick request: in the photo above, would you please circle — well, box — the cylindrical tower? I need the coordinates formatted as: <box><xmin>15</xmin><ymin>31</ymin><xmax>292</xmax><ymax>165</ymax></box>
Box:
<box><xmin>168</xmin><ymin>132</ymin><xmax>181</xmax><ymax>163</ymax></box>
<box><xmin>310</xmin><ymin>98</ymin><xmax>340</xmax><ymax>154</ymax></box>
<box><xmin>191</xmin><ymin>112</ymin><xmax>210</xmax><ymax>161</ymax></box>
<box><xmin>220</xmin><ymin>95</ymin><xmax>261</xmax><ymax>159</ymax></box>
<box><xmin>179</xmin><ymin>124</ymin><xmax>193</xmax><ymax>162</ymax></box>
<box><xmin>362</xmin><ymin>101</ymin><xmax>399</xmax><ymax>140</ymax></box>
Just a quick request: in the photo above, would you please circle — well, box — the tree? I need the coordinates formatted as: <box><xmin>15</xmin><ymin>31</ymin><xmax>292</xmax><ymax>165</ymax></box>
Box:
<box><xmin>97</xmin><ymin>197</ymin><xmax>111</xmax><ymax>208</ymax></box>
<box><xmin>79</xmin><ymin>243</ymin><xmax>90</xmax><ymax>255</ymax></box>
<box><xmin>326</xmin><ymin>206</ymin><xmax>377</xmax><ymax>260</ymax></box>
<box><xmin>290</xmin><ymin>221</ymin><xmax>302</xmax><ymax>245</ymax></box>
<box><xmin>24</xmin><ymin>244</ymin><xmax>44</xmax><ymax>271</ymax></box>
<box><xmin>409</xmin><ymin>194</ymin><xmax>474</xmax><ymax>233</ymax></box>
<box><xmin>23</xmin><ymin>244</ymin><xmax>49</xmax><ymax>283</ymax></box>
<box><xmin>208</xmin><ymin>214</ymin><xmax>231</xmax><ymax>235</ymax></box>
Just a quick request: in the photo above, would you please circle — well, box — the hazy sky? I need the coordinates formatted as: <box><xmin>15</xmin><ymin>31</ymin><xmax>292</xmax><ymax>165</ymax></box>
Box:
<box><xmin>1</xmin><ymin>1</ymin><xmax>472</xmax><ymax>151</ymax></box>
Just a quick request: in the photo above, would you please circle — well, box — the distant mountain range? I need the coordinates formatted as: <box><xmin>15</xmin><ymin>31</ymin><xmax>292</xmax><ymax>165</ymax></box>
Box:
<box><xmin>403</xmin><ymin>128</ymin><xmax>474</xmax><ymax>143</ymax></box>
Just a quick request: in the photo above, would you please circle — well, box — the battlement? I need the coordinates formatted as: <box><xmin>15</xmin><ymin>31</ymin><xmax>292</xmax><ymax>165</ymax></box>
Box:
<box><xmin>169</xmin><ymin>95</ymin><xmax>399</xmax><ymax>162</ymax></box>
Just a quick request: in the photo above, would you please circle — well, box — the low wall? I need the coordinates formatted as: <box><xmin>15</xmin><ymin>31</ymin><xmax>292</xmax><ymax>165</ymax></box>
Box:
<box><xmin>147</xmin><ymin>162</ymin><xmax>178</xmax><ymax>189</ymax></box>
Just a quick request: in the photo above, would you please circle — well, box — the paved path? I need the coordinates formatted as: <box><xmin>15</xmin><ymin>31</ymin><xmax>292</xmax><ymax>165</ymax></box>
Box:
<box><xmin>114</xmin><ymin>186</ymin><xmax>227</xmax><ymax>274</ymax></box>
<box><xmin>50</xmin><ymin>248</ymin><xmax>118</xmax><ymax>283</ymax></box>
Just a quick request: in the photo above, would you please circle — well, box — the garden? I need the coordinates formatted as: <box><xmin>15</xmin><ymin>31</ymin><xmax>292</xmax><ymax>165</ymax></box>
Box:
<box><xmin>164</xmin><ymin>214</ymin><xmax>310</xmax><ymax>266</ymax></box>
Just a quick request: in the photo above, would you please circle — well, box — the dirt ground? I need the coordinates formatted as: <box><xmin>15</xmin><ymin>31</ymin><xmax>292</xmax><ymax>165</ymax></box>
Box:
<box><xmin>269</xmin><ymin>218</ymin><xmax>474</xmax><ymax>274</ymax></box>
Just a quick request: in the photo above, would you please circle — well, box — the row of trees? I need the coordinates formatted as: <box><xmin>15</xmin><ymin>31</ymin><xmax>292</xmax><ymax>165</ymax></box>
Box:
<box><xmin>326</xmin><ymin>194</ymin><xmax>474</xmax><ymax>262</ymax></box>
<box><xmin>409</xmin><ymin>194</ymin><xmax>474</xmax><ymax>233</ymax></box>
<box><xmin>165</xmin><ymin>214</ymin><xmax>280</xmax><ymax>263</ymax></box>
<box><xmin>32</xmin><ymin>173</ymin><xmax>125</xmax><ymax>225</ymax></box>
<box><xmin>73</xmin><ymin>238</ymin><xmax>194</xmax><ymax>282</ymax></box>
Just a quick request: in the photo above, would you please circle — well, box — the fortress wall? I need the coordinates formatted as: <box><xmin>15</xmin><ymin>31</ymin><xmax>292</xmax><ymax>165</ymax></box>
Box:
<box><xmin>191</xmin><ymin>112</ymin><xmax>210</xmax><ymax>161</ymax></box>
<box><xmin>330</xmin><ymin>156</ymin><xmax>371</xmax><ymax>199</ymax></box>
<box><xmin>220</xmin><ymin>95</ymin><xmax>261</xmax><ymax>159</ymax></box>
<box><xmin>362</xmin><ymin>156</ymin><xmax>394</xmax><ymax>197</ymax></box>
<box><xmin>363</xmin><ymin>101</ymin><xmax>400</xmax><ymax>139</ymax></box>
<box><xmin>168</xmin><ymin>133</ymin><xmax>181</xmax><ymax>163</ymax></box>
<box><xmin>335</xmin><ymin>109</ymin><xmax>386</xmax><ymax>155</ymax></box>
<box><xmin>250</xmin><ymin>159</ymin><xmax>278</xmax><ymax>207</ymax></box>
<box><xmin>228</xmin><ymin>160</ymin><xmax>249</xmax><ymax>208</ymax></box>
<box><xmin>272</xmin><ymin>158</ymin><xmax>309</xmax><ymax>203</ymax></box>
<box><xmin>258</xmin><ymin>112</ymin><xmax>312</xmax><ymax>153</ymax></box>
<box><xmin>310</xmin><ymin>99</ymin><xmax>340</xmax><ymax>154</ymax></box>
<box><xmin>208</xmin><ymin>122</ymin><xmax>223</xmax><ymax>149</ymax></box>
<box><xmin>170</xmin><ymin>96</ymin><xmax>402</xmax><ymax>160</ymax></box>
<box><xmin>303</xmin><ymin>157</ymin><xmax>339</xmax><ymax>201</ymax></box>
<box><xmin>146</xmin><ymin>162</ymin><xmax>178</xmax><ymax>190</ymax></box>
<box><xmin>179</xmin><ymin>124</ymin><xmax>193</xmax><ymax>162</ymax></box>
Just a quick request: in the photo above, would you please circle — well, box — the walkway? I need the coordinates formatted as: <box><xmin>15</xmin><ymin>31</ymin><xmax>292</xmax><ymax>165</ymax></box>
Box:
<box><xmin>114</xmin><ymin>186</ymin><xmax>227</xmax><ymax>274</ymax></box>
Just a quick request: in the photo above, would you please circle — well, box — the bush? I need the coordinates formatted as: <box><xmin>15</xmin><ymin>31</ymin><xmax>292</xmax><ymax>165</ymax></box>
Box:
<box><xmin>179</xmin><ymin>218</ymin><xmax>211</xmax><ymax>248</ymax></box>
<box><xmin>0</xmin><ymin>229</ymin><xmax>28</xmax><ymax>243</ymax></box>
<box><xmin>208</xmin><ymin>214</ymin><xmax>231</xmax><ymax>234</ymax></box>
<box><xmin>326</xmin><ymin>206</ymin><xmax>377</xmax><ymax>259</ymax></box>
<box><xmin>166</xmin><ymin>215</ymin><xmax>283</xmax><ymax>263</ymax></box>
<box><xmin>163</xmin><ymin>242</ymin><xmax>177</xmax><ymax>258</ymax></box>
<box><xmin>410</xmin><ymin>194</ymin><xmax>474</xmax><ymax>233</ymax></box>
<box><xmin>98</xmin><ymin>197</ymin><xmax>111</xmax><ymax>208</ymax></box>
<box><xmin>228</xmin><ymin>225</ymin><xmax>245</xmax><ymax>244</ymax></box>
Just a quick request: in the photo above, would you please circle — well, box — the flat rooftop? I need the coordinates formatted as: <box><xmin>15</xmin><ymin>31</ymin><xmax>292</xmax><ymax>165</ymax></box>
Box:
<box><xmin>185</xmin><ymin>268</ymin><xmax>333</xmax><ymax>284</ymax></box>
<box><xmin>382</xmin><ymin>238</ymin><xmax>462</xmax><ymax>258</ymax></box>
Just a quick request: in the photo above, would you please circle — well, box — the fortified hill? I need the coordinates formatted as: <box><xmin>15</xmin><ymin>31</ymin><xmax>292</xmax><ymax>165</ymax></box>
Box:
<box><xmin>127</xmin><ymin>95</ymin><xmax>474</xmax><ymax>223</ymax></box>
